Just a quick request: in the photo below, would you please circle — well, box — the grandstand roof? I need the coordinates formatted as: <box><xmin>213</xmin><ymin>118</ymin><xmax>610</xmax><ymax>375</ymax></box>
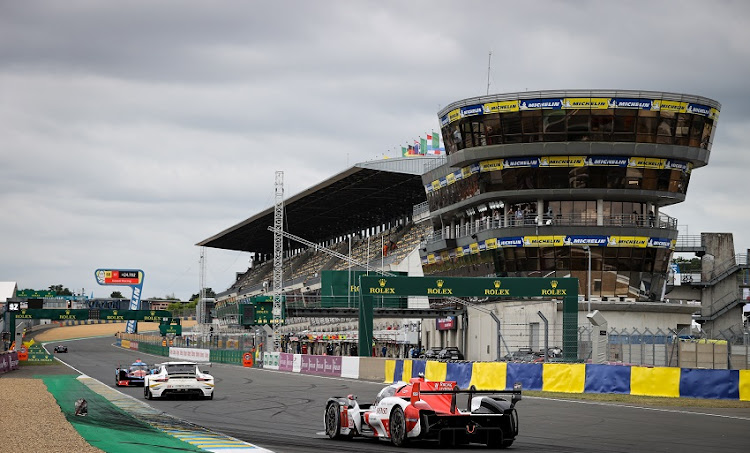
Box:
<box><xmin>196</xmin><ymin>158</ymin><xmax>441</xmax><ymax>254</ymax></box>
<box><xmin>0</xmin><ymin>282</ymin><xmax>17</xmax><ymax>302</ymax></box>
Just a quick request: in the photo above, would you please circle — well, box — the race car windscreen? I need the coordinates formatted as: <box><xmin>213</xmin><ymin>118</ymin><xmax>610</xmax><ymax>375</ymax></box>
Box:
<box><xmin>375</xmin><ymin>386</ymin><xmax>397</xmax><ymax>404</ymax></box>
<box><xmin>165</xmin><ymin>364</ymin><xmax>197</xmax><ymax>376</ymax></box>
<box><xmin>130</xmin><ymin>364</ymin><xmax>149</xmax><ymax>372</ymax></box>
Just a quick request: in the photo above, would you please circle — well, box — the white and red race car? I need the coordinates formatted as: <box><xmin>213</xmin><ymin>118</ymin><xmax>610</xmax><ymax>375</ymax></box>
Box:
<box><xmin>324</xmin><ymin>376</ymin><xmax>521</xmax><ymax>448</ymax></box>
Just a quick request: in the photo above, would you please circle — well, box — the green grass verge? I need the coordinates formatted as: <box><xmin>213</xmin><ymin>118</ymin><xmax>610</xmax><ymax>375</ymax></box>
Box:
<box><xmin>42</xmin><ymin>375</ymin><xmax>205</xmax><ymax>453</ymax></box>
<box><xmin>525</xmin><ymin>390</ymin><xmax>750</xmax><ymax>408</ymax></box>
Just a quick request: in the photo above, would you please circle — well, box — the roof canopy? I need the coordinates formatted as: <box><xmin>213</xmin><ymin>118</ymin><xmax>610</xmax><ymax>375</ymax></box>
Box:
<box><xmin>197</xmin><ymin>159</ymin><xmax>435</xmax><ymax>254</ymax></box>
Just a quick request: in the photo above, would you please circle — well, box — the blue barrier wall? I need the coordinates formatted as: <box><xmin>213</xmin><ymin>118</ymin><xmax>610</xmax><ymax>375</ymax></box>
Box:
<box><xmin>385</xmin><ymin>359</ymin><xmax>750</xmax><ymax>401</ymax></box>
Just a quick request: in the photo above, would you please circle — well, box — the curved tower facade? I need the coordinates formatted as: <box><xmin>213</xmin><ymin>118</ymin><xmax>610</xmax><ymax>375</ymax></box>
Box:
<box><xmin>421</xmin><ymin>90</ymin><xmax>720</xmax><ymax>301</ymax></box>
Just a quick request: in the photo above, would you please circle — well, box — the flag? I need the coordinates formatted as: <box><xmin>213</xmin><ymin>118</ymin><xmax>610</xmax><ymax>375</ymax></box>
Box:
<box><xmin>428</xmin><ymin>131</ymin><xmax>445</xmax><ymax>155</ymax></box>
<box><xmin>401</xmin><ymin>146</ymin><xmax>408</xmax><ymax>157</ymax></box>
<box><xmin>413</xmin><ymin>139</ymin><xmax>420</xmax><ymax>155</ymax></box>
<box><xmin>420</xmin><ymin>137</ymin><xmax>428</xmax><ymax>155</ymax></box>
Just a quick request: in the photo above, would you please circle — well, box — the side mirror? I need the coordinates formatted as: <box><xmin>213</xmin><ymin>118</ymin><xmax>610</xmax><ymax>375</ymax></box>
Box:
<box><xmin>512</xmin><ymin>381</ymin><xmax>523</xmax><ymax>405</ymax></box>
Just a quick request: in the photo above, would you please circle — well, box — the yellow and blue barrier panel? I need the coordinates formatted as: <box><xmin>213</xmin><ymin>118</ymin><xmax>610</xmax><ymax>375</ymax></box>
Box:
<box><xmin>386</xmin><ymin>359</ymin><xmax>750</xmax><ymax>401</ymax></box>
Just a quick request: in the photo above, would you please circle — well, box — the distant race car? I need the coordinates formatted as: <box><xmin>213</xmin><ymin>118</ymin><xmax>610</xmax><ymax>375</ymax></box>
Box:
<box><xmin>116</xmin><ymin>359</ymin><xmax>151</xmax><ymax>386</ymax></box>
<box><xmin>324</xmin><ymin>376</ymin><xmax>521</xmax><ymax>448</ymax></box>
<box><xmin>53</xmin><ymin>345</ymin><xmax>68</xmax><ymax>353</ymax></box>
<box><xmin>144</xmin><ymin>361</ymin><xmax>214</xmax><ymax>400</ymax></box>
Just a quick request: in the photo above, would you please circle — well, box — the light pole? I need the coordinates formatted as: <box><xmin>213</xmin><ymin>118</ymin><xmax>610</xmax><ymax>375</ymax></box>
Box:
<box><xmin>582</xmin><ymin>246</ymin><xmax>592</xmax><ymax>313</ymax></box>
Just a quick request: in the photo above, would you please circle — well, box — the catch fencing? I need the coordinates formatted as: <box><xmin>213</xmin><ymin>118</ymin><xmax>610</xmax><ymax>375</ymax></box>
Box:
<box><xmin>499</xmin><ymin>322</ymin><xmax>750</xmax><ymax>369</ymax></box>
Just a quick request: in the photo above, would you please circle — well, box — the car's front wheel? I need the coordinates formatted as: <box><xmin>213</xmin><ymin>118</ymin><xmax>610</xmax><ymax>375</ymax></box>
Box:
<box><xmin>389</xmin><ymin>406</ymin><xmax>408</xmax><ymax>447</ymax></box>
<box><xmin>324</xmin><ymin>401</ymin><xmax>342</xmax><ymax>439</ymax></box>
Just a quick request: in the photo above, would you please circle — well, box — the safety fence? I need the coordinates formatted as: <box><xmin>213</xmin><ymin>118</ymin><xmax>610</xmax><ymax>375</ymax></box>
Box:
<box><xmin>385</xmin><ymin>359</ymin><xmax>750</xmax><ymax>401</ymax></box>
<box><xmin>114</xmin><ymin>333</ymin><xmax>750</xmax><ymax>401</ymax></box>
<box><xmin>499</xmin><ymin>323</ymin><xmax>750</xmax><ymax>369</ymax></box>
<box><xmin>118</xmin><ymin>337</ymin><xmax>248</xmax><ymax>366</ymax></box>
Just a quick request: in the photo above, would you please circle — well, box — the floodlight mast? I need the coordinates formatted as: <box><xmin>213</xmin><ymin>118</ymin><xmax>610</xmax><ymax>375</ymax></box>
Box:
<box><xmin>272</xmin><ymin>171</ymin><xmax>284</xmax><ymax>352</ymax></box>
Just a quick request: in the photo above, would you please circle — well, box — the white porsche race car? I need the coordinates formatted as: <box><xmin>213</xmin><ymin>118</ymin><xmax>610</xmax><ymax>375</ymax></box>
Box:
<box><xmin>143</xmin><ymin>361</ymin><xmax>214</xmax><ymax>400</ymax></box>
<box><xmin>325</xmin><ymin>376</ymin><xmax>521</xmax><ymax>448</ymax></box>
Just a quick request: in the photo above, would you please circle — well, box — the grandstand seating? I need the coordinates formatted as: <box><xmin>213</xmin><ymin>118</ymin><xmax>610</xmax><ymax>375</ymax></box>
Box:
<box><xmin>228</xmin><ymin>221</ymin><xmax>431</xmax><ymax>299</ymax></box>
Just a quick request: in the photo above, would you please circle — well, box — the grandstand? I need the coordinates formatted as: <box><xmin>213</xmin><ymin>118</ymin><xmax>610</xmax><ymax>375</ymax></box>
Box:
<box><xmin>197</xmin><ymin>90</ymin><xmax>746</xmax><ymax>363</ymax></box>
<box><xmin>197</xmin><ymin>157</ymin><xmax>442</xmax><ymax>357</ymax></box>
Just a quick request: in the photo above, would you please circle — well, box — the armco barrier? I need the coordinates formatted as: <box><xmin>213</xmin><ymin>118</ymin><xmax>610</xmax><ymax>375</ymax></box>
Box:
<box><xmin>385</xmin><ymin>359</ymin><xmax>750</xmax><ymax>401</ymax></box>
<box><xmin>114</xmin><ymin>336</ymin><xmax>750</xmax><ymax>401</ymax></box>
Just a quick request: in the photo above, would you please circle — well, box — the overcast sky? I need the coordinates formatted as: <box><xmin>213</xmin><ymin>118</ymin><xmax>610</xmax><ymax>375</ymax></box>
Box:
<box><xmin>1</xmin><ymin>1</ymin><xmax>749</xmax><ymax>301</ymax></box>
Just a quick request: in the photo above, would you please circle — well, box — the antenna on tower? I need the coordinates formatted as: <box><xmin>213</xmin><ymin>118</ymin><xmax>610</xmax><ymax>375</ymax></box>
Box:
<box><xmin>486</xmin><ymin>50</ymin><xmax>492</xmax><ymax>95</ymax></box>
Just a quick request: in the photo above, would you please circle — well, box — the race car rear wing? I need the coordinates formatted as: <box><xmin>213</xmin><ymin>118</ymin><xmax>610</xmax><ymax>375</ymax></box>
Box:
<box><xmin>411</xmin><ymin>382</ymin><xmax>523</xmax><ymax>413</ymax></box>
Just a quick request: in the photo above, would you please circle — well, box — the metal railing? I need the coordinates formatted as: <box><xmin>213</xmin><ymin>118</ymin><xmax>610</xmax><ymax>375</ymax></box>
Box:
<box><xmin>704</xmin><ymin>254</ymin><xmax>749</xmax><ymax>282</ymax></box>
<box><xmin>675</xmin><ymin>235</ymin><xmax>703</xmax><ymax>249</ymax></box>
<box><xmin>427</xmin><ymin>212</ymin><xmax>677</xmax><ymax>244</ymax></box>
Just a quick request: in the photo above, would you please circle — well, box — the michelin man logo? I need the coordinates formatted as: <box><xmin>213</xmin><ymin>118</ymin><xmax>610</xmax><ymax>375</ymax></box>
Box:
<box><xmin>96</xmin><ymin>270</ymin><xmax>106</xmax><ymax>285</ymax></box>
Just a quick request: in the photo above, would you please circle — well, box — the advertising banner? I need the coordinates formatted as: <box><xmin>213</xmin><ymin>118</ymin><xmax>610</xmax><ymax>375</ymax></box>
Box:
<box><xmin>608</xmin><ymin>98</ymin><xmax>652</xmax><ymax>109</ymax></box>
<box><xmin>436</xmin><ymin>316</ymin><xmax>457</xmax><ymax>331</ymax></box>
<box><xmin>169</xmin><ymin>347</ymin><xmax>210</xmax><ymax>362</ymax></box>
<box><xmin>300</xmin><ymin>355</ymin><xmax>342</xmax><ymax>377</ymax></box>
<box><xmin>520</xmin><ymin>98</ymin><xmax>563</xmax><ymax>110</ymax></box>
<box><xmin>480</xmin><ymin>159</ymin><xmax>503</xmax><ymax>172</ymax></box>
<box><xmin>263</xmin><ymin>352</ymin><xmax>280</xmax><ymax>370</ymax></box>
<box><xmin>460</xmin><ymin>104</ymin><xmax>484</xmax><ymax>118</ymax></box>
<box><xmin>483</xmin><ymin>100</ymin><xmax>519</xmax><ymax>114</ymax></box>
<box><xmin>279</xmin><ymin>352</ymin><xmax>294</xmax><ymax>372</ymax></box>
<box><xmin>442</xmin><ymin>97</ymin><xmax>718</xmax><ymax>125</ymax></box>
<box><xmin>563</xmin><ymin>236</ymin><xmax>609</xmax><ymax>246</ymax></box>
<box><xmin>562</xmin><ymin>98</ymin><xmax>609</xmax><ymax>109</ymax></box>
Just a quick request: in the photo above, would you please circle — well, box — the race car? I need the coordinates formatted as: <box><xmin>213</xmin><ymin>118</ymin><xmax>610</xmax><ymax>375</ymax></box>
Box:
<box><xmin>324</xmin><ymin>376</ymin><xmax>521</xmax><ymax>448</ymax></box>
<box><xmin>53</xmin><ymin>345</ymin><xmax>68</xmax><ymax>353</ymax></box>
<box><xmin>116</xmin><ymin>359</ymin><xmax>151</xmax><ymax>386</ymax></box>
<box><xmin>143</xmin><ymin>361</ymin><xmax>214</xmax><ymax>400</ymax></box>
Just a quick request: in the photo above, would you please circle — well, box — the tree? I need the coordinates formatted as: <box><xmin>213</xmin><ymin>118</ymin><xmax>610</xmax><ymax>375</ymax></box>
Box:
<box><xmin>110</xmin><ymin>291</ymin><xmax>124</xmax><ymax>299</ymax></box>
<box><xmin>190</xmin><ymin>288</ymin><xmax>217</xmax><ymax>302</ymax></box>
<box><xmin>48</xmin><ymin>285</ymin><xmax>73</xmax><ymax>296</ymax></box>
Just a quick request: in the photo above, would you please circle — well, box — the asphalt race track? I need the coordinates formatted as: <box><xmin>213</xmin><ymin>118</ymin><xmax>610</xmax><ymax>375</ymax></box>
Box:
<box><xmin>53</xmin><ymin>336</ymin><xmax>750</xmax><ymax>453</ymax></box>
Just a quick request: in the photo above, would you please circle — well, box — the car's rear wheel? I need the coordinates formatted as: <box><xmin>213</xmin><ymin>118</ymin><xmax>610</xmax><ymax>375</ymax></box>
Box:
<box><xmin>145</xmin><ymin>387</ymin><xmax>153</xmax><ymax>400</ymax></box>
<box><xmin>389</xmin><ymin>406</ymin><xmax>408</xmax><ymax>447</ymax></box>
<box><xmin>324</xmin><ymin>401</ymin><xmax>342</xmax><ymax>439</ymax></box>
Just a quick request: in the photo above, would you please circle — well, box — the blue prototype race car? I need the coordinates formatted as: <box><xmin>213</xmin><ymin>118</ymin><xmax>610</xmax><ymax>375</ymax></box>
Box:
<box><xmin>116</xmin><ymin>359</ymin><xmax>151</xmax><ymax>386</ymax></box>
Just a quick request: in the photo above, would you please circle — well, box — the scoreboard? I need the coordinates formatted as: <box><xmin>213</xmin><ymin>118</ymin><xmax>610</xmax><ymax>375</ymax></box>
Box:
<box><xmin>95</xmin><ymin>269</ymin><xmax>143</xmax><ymax>285</ymax></box>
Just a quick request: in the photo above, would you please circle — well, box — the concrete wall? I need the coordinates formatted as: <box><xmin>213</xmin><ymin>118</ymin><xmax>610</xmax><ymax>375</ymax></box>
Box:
<box><xmin>678</xmin><ymin>342</ymin><xmax>729</xmax><ymax>369</ymax></box>
<box><xmin>358</xmin><ymin>357</ymin><xmax>386</xmax><ymax>382</ymax></box>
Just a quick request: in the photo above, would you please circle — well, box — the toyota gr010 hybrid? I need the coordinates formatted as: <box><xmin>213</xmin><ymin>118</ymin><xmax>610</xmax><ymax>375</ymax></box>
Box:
<box><xmin>144</xmin><ymin>361</ymin><xmax>214</xmax><ymax>400</ymax></box>
<box><xmin>115</xmin><ymin>359</ymin><xmax>150</xmax><ymax>386</ymax></box>
<box><xmin>324</xmin><ymin>376</ymin><xmax>521</xmax><ymax>448</ymax></box>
